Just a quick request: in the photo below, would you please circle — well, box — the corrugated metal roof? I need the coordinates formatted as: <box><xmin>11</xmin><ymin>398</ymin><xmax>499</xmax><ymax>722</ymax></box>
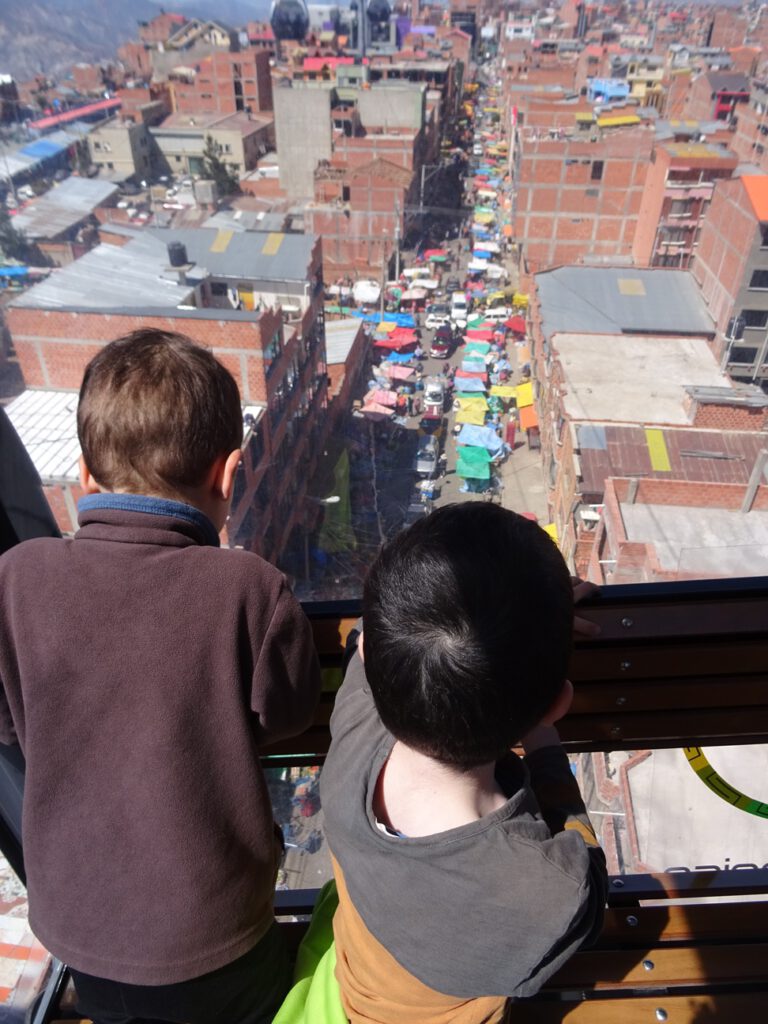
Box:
<box><xmin>5</xmin><ymin>389</ymin><xmax>81</xmax><ymax>483</ymax></box>
<box><xmin>578</xmin><ymin>422</ymin><xmax>766</xmax><ymax>497</ymax></box>
<box><xmin>12</xmin><ymin>178</ymin><xmax>120</xmax><ymax>240</ymax></box>
<box><xmin>12</xmin><ymin>234</ymin><xmax>194</xmax><ymax>310</ymax></box>
<box><xmin>536</xmin><ymin>266</ymin><xmax>715</xmax><ymax>340</ymax></box>
<box><xmin>19</xmin><ymin>138</ymin><xmax>67</xmax><ymax>160</ymax></box>
<box><xmin>325</xmin><ymin>318</ymin><xmax>362</xmax><ymax>365</ymax></box>
<box><xmin>147</xmin><ymin>227</ymin><xmax>316</xmax><ymax>282</ymax></box>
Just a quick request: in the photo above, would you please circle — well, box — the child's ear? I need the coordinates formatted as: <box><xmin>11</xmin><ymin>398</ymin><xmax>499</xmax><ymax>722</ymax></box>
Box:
<box><xmin>79</xmin><ymin>455</ymin><xmax>102</xmax><ymax>495</ymax></box>
<box><xmin>214</xmin><ymin>449</ymin><xmax>243</xmax><ymax>502</ymax></box>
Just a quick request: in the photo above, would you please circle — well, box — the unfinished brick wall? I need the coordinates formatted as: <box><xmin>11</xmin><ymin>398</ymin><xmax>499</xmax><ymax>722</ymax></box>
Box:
<box><xmin>690</xmin><ymin>401</ymin><xmax>768</xmax><ymax>430</ymax></box>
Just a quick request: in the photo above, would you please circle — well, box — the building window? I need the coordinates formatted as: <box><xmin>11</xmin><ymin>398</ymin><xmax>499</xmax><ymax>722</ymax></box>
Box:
<box><xmin>741</xmin><ymin>309</ymin><xmax>768</xmax><ymax>328</ymax></box>
<box><xmin>342</xmin><ymin>185</ymin><xmax>350</xmax><ymax>202</ymax></box>
<box><xmin>669</xmin><ymin>199</ymin><xmax>693</xmax><ymax>217</ymax></box>
<box><xmin>729</xmin><ymin>345</ymin><xmax>758</xmax><ymax>364</ymax></box>
<box><xmin>591</xmin><ymin>160</ymin><xmax>604</xmax><ymax>181</ymax></box>
<box><xmin>761</xmin><ymin>225</ymin><xmax>768</xmax><ymax>248</ymax></box>
<box><xmin>749</xmin><ymin>269</ymin><xmax>768</xmax><ymax>289</ymax></box>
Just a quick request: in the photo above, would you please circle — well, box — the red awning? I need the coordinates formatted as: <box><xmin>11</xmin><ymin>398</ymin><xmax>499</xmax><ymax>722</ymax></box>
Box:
<box><xmin>423</xmin><ymin>248</ymin><xmax>448</xmax><ymax>259</ymax></box>
<box><xmin>455</xmin><ymin>369</ymin><xmax>487</xmax><ymax>381</ymax></box>
<box><xmin>505</xmin><ymin>316</ymin><xmax>526</xmax><ymax>333</ymax></box>
<box><xmin>465</xmin><ymin>329</ymin><xmax>494</xmax><ymax>341</ymax></box>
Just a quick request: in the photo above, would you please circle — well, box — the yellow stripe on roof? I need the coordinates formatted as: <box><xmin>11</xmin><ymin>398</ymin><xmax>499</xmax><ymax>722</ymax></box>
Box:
<box><xmin>210</xmin><ymin>229</ymin><xmax>234</xmax><ymax>253</ymax></box>
<box><xmin>645</xmin><ymin>428</ymin><xmax>671</xmax><ymax>472</ymax></box>
<box><xmin>262</xmin><ymin>232</ymin><xmax>284</xmax><ymax>256</ymax></box>
<box><xmin>596</xmin><ymin>114</ymin><xmax>641</xmax><ymax>128</ymax></box>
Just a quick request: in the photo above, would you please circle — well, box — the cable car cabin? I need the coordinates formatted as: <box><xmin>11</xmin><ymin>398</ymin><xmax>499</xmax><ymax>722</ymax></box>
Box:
<box><xmin>1</xmin><ymin>411</ymin><xmax>768</xmax><ymax>1021</ymax></box>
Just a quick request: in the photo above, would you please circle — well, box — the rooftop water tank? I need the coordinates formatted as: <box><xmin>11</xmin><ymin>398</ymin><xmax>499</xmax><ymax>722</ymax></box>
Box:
<box><xmin>167</xmin><ymin>241</ymin><xmax>188</xmax><ymax>267</ymax></box>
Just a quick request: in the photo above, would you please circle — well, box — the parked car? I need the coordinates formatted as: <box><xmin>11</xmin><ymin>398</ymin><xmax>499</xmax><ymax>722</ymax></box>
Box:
<box><xmin>414</xmin><ymin>435</ymin><xmax>439</xmax><ymax>478</ymax></box>
<box><xmin>445</xmin><ymin>275</ymin><xmax>461</xmax><ymax>293</ymax></box>
<box><xmin>430</xmin><ymin>324</ymin><xmax>453</xmax><ymax>358</ymax></box>
<box><xmin>450</xmin><ymin>291</ymin><xmax>469</xmax><ymax>330</ymax></box>
<box><xmin>425</xmin><ymin>303</ymin><xmax>451</xmax><ymax>330</ymax></box>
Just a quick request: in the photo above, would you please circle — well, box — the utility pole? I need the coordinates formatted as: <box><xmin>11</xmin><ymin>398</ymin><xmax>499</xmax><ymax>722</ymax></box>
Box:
<box><xmin>394</xmin><ymin>199</ymin><xmax>401</xmax><ymax>280</ymax></box>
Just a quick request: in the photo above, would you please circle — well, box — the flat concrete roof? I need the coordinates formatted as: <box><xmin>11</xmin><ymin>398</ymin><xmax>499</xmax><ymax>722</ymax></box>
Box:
<box><xmin>148</xmin><ymin>227</ymin><xmax>316</xmax><ymax>283</ymax></box>
<box><xmin>536</xmin><ymin>266</ymin><xmax>715</xmax><ymax>340</ymax></box>
<box><xmin>621</xmin><ymin>503</ymin><xmax>768</xmax><ymax>576</ymax></box>
<box><xmin>628</xmin><ymin>745</ymin><xmax>768</xmax><ymax>872</ymax></box>
<box><xmin>555</xmin><ymin>333</ymin><xmax>729</xmax><ymax>425</ymax></box>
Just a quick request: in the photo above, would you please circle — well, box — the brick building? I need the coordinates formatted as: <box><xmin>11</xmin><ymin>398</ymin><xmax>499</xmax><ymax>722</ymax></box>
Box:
<box><xmin>632</xmin><ymin>141</ymin><xmax>738</xmax><ymax>269</ymax></box>
<box><xmin>513</xmin><ymin>126</ymin><xmax>654</xmax><ymax>272</ymax></box>
<box><xmin>138</xmin><ymin>12</ymin><xmax>188</xmax><ymax>46</ymax></box>
<box><xmin>528</xmin><ymin>265</ymin><xmax>727</xmax><ymax>568</ymax></box>
<box><xmin>173</xmin><ymin>50</ymin><xmax>274</xmax><ymax>117</ymax></box>
<box><xmin>731</xmin><ymin>77</ymin><xmax>768</xmax><ymax>174</ymax></box>
<box><xmin>587</xmin><ymin>473</ymin><xmax>768</xmax><ymax>584</ymax></box>
<box><xmin>5</xmin><ymin>230</ymin><xmax>329</xmax><ymax>568</ymax></box>
<box><xmin>692</xmin><ymin>174</ymin><xmax>768</xmax><ymax>384</ymax></box>
<box><xmin>684</xmin><ymin>70</ymin><xmax>749</xmax><ymax>123</ymax></box>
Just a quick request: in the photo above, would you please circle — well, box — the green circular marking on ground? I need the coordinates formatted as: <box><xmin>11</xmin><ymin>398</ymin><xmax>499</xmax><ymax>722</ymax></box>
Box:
<box><xmin>684</xmin><ymin>746</ymin><xmax>768</xmax><ymax>819</ymax></box>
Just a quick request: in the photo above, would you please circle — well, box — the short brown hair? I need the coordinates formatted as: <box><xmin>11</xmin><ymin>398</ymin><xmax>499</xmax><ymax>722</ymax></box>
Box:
<box><xmin>78</xmin><ymin>329</ymin><xmax>242</xmax><ymax>496</ymax></box>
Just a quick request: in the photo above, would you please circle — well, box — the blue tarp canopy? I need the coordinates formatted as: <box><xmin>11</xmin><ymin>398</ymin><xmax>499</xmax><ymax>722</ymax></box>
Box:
<box><xmin>454</xmin><ymin>377</ymin><xmax>486</xmax><ymax>393</ymax></box>
<box><xmin>20</xmin><ymin>138</ymin><xmax>67</xmax><ymax>160</ymax></box>
<box><xmin>472</xmin><ymin>229</ymin><xmax>492</xmax><ymax>240</ymax></box>
<box><xmin>0</xmin><ymin>265</ymin><xmax>29</xmax><ymax>277</ymax></box>
<box><xmin>457</xmin><ymin>424</ymin><xmax>504</xmax><ymax>453</ymax></box>
<box><xmin>472</xmin><ymin>249</ymin><xmax>491</xmax><ymax>259</ymax></box>
<box><xmin>462</xmin><ymin>358</ymin><xmax>487</xmax><ymax>373</ymax></box>
<box><xmin>385</xmin><ymin>351</ymin><xmax>415</xmax><ymax>364</ymax></box>
<box><xmin>350</xmin><ymin>310</ymin><xmax>416</xmax><ymax>328</ymax></box>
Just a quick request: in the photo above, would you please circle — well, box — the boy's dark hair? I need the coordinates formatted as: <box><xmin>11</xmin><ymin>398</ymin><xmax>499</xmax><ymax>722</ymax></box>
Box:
<box><xmin>77</xmin><ymin>329</ymin><xmax>242</xmax><ymax>496</ymax></box>
<box><xmin>362</xmin><ymin>504</ymin><xmax>573</xmax><ymax>769</ymax></box>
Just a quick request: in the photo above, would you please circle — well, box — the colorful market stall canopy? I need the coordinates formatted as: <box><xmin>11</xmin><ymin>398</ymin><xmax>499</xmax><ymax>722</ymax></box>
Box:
<box><xmin>456</xmin><ymin>446</ymin><xmax>491</xmax><ymax>479</ymax></box>
<box><xmin>353</xmin><ymin>279</ymin><xmax>381</xmax><ymax>304</ymax></box>
<box><xmin>515</xmin><ymin>381</ymin><xmax>534</xmax><ymax>407</ymax></box>
<box><xmin>472</xmin><ymin>249</ymin><xmax>492</xmax><ymax>259</ymax></box>
<box><xmin>350</xmin><ymin>311</ymin><xmax>415</xmax><ymax>327</ymax></box>
<box><xmin>457</xmin><ymin>424</ymin><xmax>503</xmax><ymax>453</ymax></box>
<box><xmin>364</xmin><ymin>388</ymin><xmax>397</xmax><ymax>407</ymax></box>
<box><xmin>465</xmin><ymin>329</ymin><xmax>494</xmax><ymax>341</ymax></box>
<box><xmin>455</xmin><ymin>368</ymin><xmax>487</xmax><ymax>381</ymax></box>
<box><xmin>454</xmin><ymin>377</ymin><xmax>486</xmax><ymax>393</ymax></box>
<box><xmin>519</xmin><ymin>405</ymin><xmax>538</xmax><ymax>430</ymax></box>
<box><xmin>474</xmin><ymin>241</ymin><xmax>500</xmax><ymax>253</ymax></box>
<box><xmin>401</xmin><ymin>288</ymin><xmax>427</xmax><ymax>301</ymax></box>
<box><xmin>506</xmin><ymin>315</ymin><xmax>526</xmax><ymax>333</ymax></box>
<box><xmin>489</xmin><ymin>384</ymin><xmax>517</xmax><ymax>399</ymax></box>
<box><xmin>385</xmin><ymin>351</ymin><xmax>415</xmax><ymax>363</ymax></box>
<box><xmin>361</xmin><ymin>401</ymin><xmax>393</xmax><ymax>418</ymax></box>
<box><xmin>379</xmin><ymin>363</ymin><xmax>414</xmax><ymax>381</ymax></box>
<box><xmin>464</xmin><ymin>341</ymin><xmax>491</xmax><ymax>355</ymax></box>
<box><xmin>462</xmin><ymin>358</ymin><xmax>487</xmax><ymax>373</ymax></box>
<box><xmin>377</xmin><ymin>321</ymin><xmax>397</xmax><ymax>332</ymax></box>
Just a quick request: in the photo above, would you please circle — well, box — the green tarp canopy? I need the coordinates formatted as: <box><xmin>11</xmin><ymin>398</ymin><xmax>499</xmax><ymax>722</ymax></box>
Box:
<box><xmin>456</xmin><ymin>446</ymin><xmax>492</xmax><ymax>480</ymax></box>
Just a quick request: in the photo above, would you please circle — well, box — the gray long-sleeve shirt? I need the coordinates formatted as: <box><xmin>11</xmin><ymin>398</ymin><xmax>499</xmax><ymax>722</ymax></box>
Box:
<box><xmin>320</xmin><ymin>653</ymin><xmax>607</xmax><ymax>1022</ymax></box>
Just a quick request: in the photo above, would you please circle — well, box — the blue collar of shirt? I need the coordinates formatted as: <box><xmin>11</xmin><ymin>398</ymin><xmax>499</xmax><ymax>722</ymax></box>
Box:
<box><xmin>78</xmin><ymin>493</ymin><xmax>221</xmax><ymax>547</ymax></box>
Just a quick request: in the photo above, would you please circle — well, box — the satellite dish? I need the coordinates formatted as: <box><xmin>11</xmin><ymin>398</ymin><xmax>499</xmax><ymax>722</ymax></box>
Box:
<box><xmin>270</xmin><ymin>0</ymin><xmax>310</xmax><ymax>42</ymax></box>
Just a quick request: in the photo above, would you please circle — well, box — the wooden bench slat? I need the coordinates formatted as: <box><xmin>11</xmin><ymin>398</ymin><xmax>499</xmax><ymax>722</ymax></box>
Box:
<box><xmin>510</xmin><ymin>991</ymin><xmax>768</xmax><ymax>1023</ymax></box>
<box><xmin>549</xmin><ymin>942</ymin><xmax>768</xmax><ymax>989</ymax></box>
<box><xmin>569</xmin><ymin>639</ymin><xmax>768</xmax><ymax>682</ymax></box>
<box><xmin>557</xmin><ymin>705</ymin><xmax>768</xmax><ymax>746</ymax></box>
<box><xmin>598</xmin><ymin>902</ymin><xmax>768</xmax><ymax>945</ymax></box>
<box><xmin>570</xmin><ymin>675</ymin><xmax>768</xmax><ymax>714</ymax></box>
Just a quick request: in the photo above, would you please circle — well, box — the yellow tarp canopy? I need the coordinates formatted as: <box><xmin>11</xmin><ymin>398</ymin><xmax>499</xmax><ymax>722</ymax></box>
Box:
<box><xmin>377</xmin><ymin>321</ymin><xmax>397</xmax><ymax>333</ymax></box>
<box><xmin>596</xmin><ymin>114</ymin><xmax>641</xmax><ymax>128</ymax></box>
<box><xmin>513</xmin><ymin>292</ymin><xmax>529</xmax><ymax>309</ymax></box>
<box><xmin>515</xmin><ymin>382</ymin><xmax>533</xmax><ymax>408</ymax></box>
<box><xmin>490</xmin><ymin>385</ymin><xmax>517</xmax><ymax>398</ymax></box>
<box><xmin>455</xmin><ymin>406</ymin><xmax>487</xmax><ymax>425</ymax></box>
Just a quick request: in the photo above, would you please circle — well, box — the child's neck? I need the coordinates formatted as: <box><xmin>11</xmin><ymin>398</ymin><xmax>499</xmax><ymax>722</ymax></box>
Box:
<box><xmin>373</xmin><ymin>741</ymin><xmax>508</xmax><ymax>838</ymax></box>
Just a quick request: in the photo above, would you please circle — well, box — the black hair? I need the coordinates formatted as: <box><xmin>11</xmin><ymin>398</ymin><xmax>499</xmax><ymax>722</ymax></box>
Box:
<box><xmin>362</xmin><ymin>503</ymin><xmax>573</xmax><ymax>768</ymax></box>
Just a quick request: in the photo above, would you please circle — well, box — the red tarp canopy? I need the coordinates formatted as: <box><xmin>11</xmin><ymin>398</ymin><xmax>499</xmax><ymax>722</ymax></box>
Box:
<box><xmin>455</xmin><ymin>369</ymin><xmax>487</xmax><ymax>381</ymax></box>
<box><xmin>506</xmin><ymin>315</ymin><xmax>526</xmax><ymax>333</ymax></box>
<box><xmin>465</xmin><ymin>329</ymin><xmax>494</xmax><ymax>341</ymax></box>
<box><xmin>374</xmin><ymin>330</ymin><xmax>417</xmax><ymax>350</ymax></box>
<box><xmin>423</xmin><ymin>249</ymin><xmax>448</xmax><ymax>259</ymax></box>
